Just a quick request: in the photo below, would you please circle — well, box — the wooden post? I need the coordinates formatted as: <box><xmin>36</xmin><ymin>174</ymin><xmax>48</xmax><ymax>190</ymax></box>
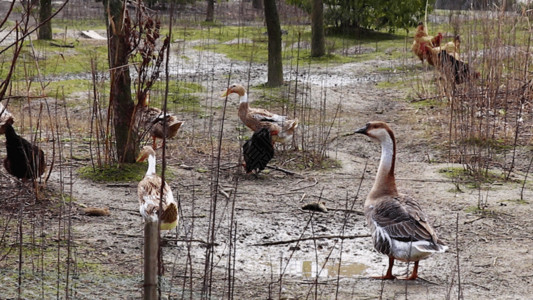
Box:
<box><xmin>144</xmin><ymin>221</ymin><xmax>158</xmax><ymax>300</ymax></box>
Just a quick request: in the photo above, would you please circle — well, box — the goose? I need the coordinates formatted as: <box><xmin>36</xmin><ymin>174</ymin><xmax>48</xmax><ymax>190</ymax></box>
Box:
<box><xmin>222</xmin><ymin>84</ymin><xmax>298</xmax><ymax>144</ymax></box>
<box><xmin>355</xmin><ymin>121</ymin><xmax>447</xmax><ymax>280</ymax></box>
<box><xmin>136</xmin><ymin>93</ymin><xmax>184</xmax><ymax>149</ymax></box>
<box><xmin>136</xmin><ymin>146</ymin><xmax>178</xmax><ymax>230</ymax></box>
<box><xmin>3</xmin><ymin>122</ymin><xmax>46</xmax><ymax>181</ymax></box>
<box><xmin>242</xmin><ymin>127</ymin><xmax>274</xmax><ymax>174</ymax></box>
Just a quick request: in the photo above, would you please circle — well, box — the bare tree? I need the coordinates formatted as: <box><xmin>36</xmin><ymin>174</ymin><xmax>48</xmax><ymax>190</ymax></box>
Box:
<box><xmin>206</xmin><ymin>0</ymin><xmax>214</xmax><ymax>22</ymax></box>
<box><xmin>38</xmin><ymin>0</ymin><xmax>52</xmax><ymax>40</ymax></box>
<box><xmin>103</xmin><ymin>0</ymin><xmax>137</xmax><ymax>163</ymax></box>
<box><xmin>263</xmin><ymin>0</ymin><xmax>283</xmax><ymax>86</ymax></box>
<box><xmin>311</xmin><ymin>0</ymin><xmax>325</xmax><ymax>57</ymax></box>
<box><xmin>253</xmin><ymin>0</ymin><xmax>263</xmax><ymax>10</ymax></box>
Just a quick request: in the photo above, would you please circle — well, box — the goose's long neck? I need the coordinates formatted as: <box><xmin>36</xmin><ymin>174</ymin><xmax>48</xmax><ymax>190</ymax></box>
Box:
<box><xmin>146</xmin><ymin>154</ymin><xmax>156</xmax><ymax>176</ymax></box>
<box><xmin>369</xmin><ymin>133</ymin><xmax>398</xmax><ymax>199</ymax></box>
<box><xmin>239</xmin><ymin>92</ymin><xmax>248</xmax><ymax>104</ymax></box>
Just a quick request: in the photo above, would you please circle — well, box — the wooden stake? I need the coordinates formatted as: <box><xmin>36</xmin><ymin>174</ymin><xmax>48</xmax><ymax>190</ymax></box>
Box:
<box><xmin>144</xmin><ymin>221</ymin><xmax>158</xmax><ymax>300</ymax></box>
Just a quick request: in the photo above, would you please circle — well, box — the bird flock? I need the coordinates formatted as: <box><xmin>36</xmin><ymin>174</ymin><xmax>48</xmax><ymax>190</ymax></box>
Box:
<box><xmin>1</xmin><ymin>22</ymin><xmax>458</xmax><ymax>280</ymax></box>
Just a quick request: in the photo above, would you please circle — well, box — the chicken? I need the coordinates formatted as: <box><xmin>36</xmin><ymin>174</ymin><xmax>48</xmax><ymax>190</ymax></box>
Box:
<box><xmin>3</xmin><ymin>122</ymin><xmax>46</xmax><ymax>180</ymax></box>
<box><xmin>0</xmin><ymin>102</ymin><xmax>14</xmax><ymax>134</ymax></box>
<box><xmin>436</xmin><ymin>50</ymin><xmax>479</xmax><ymax>84</ymax></box>
<box><xmin>242</xmin><ymin>127</ymin><xmax>275</xmax><ymax>175</ymax></box>
<box><xmin>411</xmin><ymin>22</ymin><xmax>443</xmax><ymax>66</ymax></box>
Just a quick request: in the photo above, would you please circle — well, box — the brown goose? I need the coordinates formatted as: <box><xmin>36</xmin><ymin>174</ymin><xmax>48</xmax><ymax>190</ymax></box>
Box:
<box><xmin>136</xmin><ymin>93</ymin><xmax>184</xmax><ymax>149</ymax></box>
<box><xmin>136</xmin><ymin>146</ymin><xmax>178</xmax><ymax>230</ymax></box>
<box><xmin>355</xmin><ymin>121</ymin><xmax>447</xmax><ymax>280</ymax></box>
<box><xmin>222</xmin><ymin>84</ymin><xmax>298</xmax><ymax>144</ymax></box>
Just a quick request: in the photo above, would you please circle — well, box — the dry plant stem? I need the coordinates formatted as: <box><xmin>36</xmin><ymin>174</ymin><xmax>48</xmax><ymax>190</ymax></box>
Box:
<box><xmin>520</xmin><ymin>154</ymin><xmax>533</xmax><ymax>201</ymax></box>
<box><xmin>455</xmin><ymin>213</ymin><xmax>463</xmax><ymax>300</ymax></box>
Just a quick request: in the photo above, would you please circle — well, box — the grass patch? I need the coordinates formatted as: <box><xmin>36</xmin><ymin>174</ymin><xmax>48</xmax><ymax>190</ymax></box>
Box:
<box><xmin>438</xmin><ymin>167</ymin><xmax>509</xmax><ymax>189</ymax></box>
<box><xmin>1</xmin><ymin>39</ymin><xmax>108</xmax><ymax>80</ymax></box>
<box><xmin>78</xmin><ymin>163</ymin><xmax>175</xmax><ymax>183</ymax></box>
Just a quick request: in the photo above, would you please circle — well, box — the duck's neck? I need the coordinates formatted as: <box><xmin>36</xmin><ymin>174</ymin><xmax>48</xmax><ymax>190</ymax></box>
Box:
<box><xmin>145</xmin><ymin>154</ymin><xmax>156</xmax><ymax>176</ymax></box>
<box><xmin>369</xmin><ymin>133</ymin><xmax>398</xmax><ymax>199</ymax></box>
<box><xmin>239</xmin><ymin>92</ymin><xmax>248</xmax><ymax>104</ymax></box>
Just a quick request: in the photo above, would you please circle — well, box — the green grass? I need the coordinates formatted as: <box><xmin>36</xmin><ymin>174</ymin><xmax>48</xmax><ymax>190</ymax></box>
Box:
<box><xmin>438</xmin><ymin>166</ymin><xmax>509</xmax><ymax>189</ymax></box>
<box><xmin>1</xmin><ymin>39</ymin><xmax>108</xmax><ymax>80</ymax></box>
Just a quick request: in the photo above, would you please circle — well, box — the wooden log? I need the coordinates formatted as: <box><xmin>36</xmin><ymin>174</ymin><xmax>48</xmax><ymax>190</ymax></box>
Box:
<box><xmin>144</xmin><ymin>221</ymin><xmax>158</xmax><ymax>300</ymax></box>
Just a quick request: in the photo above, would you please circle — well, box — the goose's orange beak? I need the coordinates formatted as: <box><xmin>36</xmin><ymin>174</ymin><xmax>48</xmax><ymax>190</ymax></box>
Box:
<box><xmin>221</xmin><ymin>88</ymin><xmax>232</xmax><ymax>98</ymax></box>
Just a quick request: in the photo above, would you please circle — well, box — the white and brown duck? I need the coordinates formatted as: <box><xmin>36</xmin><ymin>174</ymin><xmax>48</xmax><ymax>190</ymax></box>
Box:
<box><xmin>136</xmin><ymin>146</ymin><xmax>178</xmax><ymax>230</ymax></box>
<box><xmin>136</xmin><ymin>93</ymin><xmax>184</xmax><ymax>149</ymax></box>
<box><xmin>355</xmin><ymin>121</ymin><xmax>447</xmax><ymax>280</ymax></box>
<box><xmin>222</xmin><ymin>84</ymin><xmax>298</xmax><ymax>144</ymax></box>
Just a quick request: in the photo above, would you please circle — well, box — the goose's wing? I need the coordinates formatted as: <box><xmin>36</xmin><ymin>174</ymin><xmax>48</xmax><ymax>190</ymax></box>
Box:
<box><xmin>137</xmin><ymin>175</ymin><xmax>174</xmax><ymax>222</ymax></box>
<box><xmin>371</xmin><ymin>195</ymin><xmax>439</xmax><ymax>245</ymax></box>
<box><xmin>249</xmin><ymin>107</ymin><xmax>286</xmax><ymax>123</ymax></box>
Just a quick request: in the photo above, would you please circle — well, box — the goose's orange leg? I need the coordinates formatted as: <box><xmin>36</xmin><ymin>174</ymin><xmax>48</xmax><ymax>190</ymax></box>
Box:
<box><xmin>373</xmin><ymin>256</ymin><xmax>396</xmax><ymax>280</ymax></box>
<box><xmin>401</xmin><ymin>261</ymin><xmax>419</xmax><ymax>280</ymax></box>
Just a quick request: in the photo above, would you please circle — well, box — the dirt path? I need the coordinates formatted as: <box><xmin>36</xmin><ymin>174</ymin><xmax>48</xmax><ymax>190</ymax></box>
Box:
<box><xmin>2</xmin><ymin>37</ymin><xmax>533</xmax><ymax>299</ymax></box>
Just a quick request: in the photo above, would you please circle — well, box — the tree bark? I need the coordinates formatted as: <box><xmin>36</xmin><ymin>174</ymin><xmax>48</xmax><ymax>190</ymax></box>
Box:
<box><xmin>311</xmin><ymin>0</ymin><xmax>325</xmax><ymax>57</ymax></box>
<box><xmin>103</xmin><ymin>0</ymin><xmax>138</xmax><ymax>163</ymax></box>
<box><xmin>263</xmin><ymin>0</ymin><xmax>283</xmax><ymax>87</ymax></box>
<box><xmin>206</xmin><ymin>0</ymin><xmax>214</xmax><ymax>22</ymax></box>
<box><xmin>252</xmin><ymin>0</ymin><xmax>263</xmax><ymax>10</ymax></box>
<box><xmin>38</xmin><ymin>0</ymin><xmax>52</xmax><ymax>40</ymax></box>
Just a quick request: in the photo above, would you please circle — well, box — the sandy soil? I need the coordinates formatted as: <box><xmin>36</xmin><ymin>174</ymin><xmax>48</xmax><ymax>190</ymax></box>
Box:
<box><xmin>1</xmin><ymin>12</ymin><xmax>533</xmax><ymax>300</ymax></box>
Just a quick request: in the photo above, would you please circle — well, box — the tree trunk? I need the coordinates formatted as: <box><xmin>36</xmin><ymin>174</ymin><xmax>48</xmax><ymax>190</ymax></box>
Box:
<box><xmin>206</xmin><ymin>0</ymin><xmax>214</xmax><ymax>22</ymax></box>
<box><xmin>38</xmin><ymin>0</ymin><xmax>52</xmax><ymax>40</ymax></box>
<box><xmin>311</xmin><ymin>0</ymin><xmax>325</xmax><ymax>57</ymax></box>
<box><xmin>263</xmin><ymin>0</ymin><xmax>283</xmax><ymax>87</ymax></box>
<box><xmin>252</xmin><ymin>0</ymin><xmax>263</xmax><ymax>10</ymax></box>
<box><xmin>103</xmin><ymin>0</ymin><xmax>138</xmax><ymax>163</ymax></box>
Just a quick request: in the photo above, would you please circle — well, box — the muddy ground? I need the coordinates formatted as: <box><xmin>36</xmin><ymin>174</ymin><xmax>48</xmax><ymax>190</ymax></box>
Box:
<box><xmin>2</xmin><ymin>4</ymin><xmax>533</xmax><ymax>300</ymax></box>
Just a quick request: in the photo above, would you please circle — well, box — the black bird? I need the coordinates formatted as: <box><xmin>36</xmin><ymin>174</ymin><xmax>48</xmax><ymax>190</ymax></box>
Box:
<box><xmin>3</xmin><ymin>122</ymin><xmax>46</xmax><ymax>180</ymax></box>
<box><xmin>242</xmin><ymin>127</ymin><xmax>274</xmax><ymax>174</ymax></box>
<box><xmin>437</xmin><ymin>50</ymin><xmax>479</xmax><ymax>84</ymax></box>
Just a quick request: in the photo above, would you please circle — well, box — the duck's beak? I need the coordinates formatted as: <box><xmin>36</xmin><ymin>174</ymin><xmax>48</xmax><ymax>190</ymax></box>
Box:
<box><xmin>221</xmin><ymin>88</ymin><xmax>231</xmax><ymax>98</ymax></box>
<box><xmin>354</xmin><ymin>124</ymin><xmax>368</xmax><ymax>135</ymax></box>
<box><xmin>136</xmin><ymin>152</ymin><xmax>146</xmax><ymax>162</ymax></box>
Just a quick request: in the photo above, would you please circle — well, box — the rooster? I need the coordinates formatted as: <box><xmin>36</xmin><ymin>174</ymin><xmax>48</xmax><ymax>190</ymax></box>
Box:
<box><xmin>411</xmin><ymin>22</ymin><xmax>443</xmax><ymax>66</ymax></box>
<box><xmin>242</xmin><ymin>127</ymin><xmax>275</xmax><ymax>175</ymax></box>
<box><xmin>3</xmin><ymin>122</ymin><xmax>46</xmax><ymax>180</ymax></box>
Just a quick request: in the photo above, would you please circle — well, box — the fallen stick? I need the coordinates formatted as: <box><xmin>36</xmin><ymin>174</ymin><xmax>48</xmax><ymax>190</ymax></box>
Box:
<box><xmin>266</xmin><ymin>165</ymin><xmax>302</xmax><ymax>177</ymax></box>
<box><xmin>252</xmin><ymin>234</ymin><xmax>371</xmax><ymax>246</ymax></box>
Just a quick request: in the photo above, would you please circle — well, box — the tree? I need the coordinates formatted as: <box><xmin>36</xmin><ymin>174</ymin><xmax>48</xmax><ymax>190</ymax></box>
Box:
<box><xmin>38</xmin><ymin>0</ymin><xmax>52</xmax><ymax>40</ymax></box>
<box><xmin>253</xmin><ymin>0</ymin><xmax>263</xmax><ymax>10</ymax></box>
<box><xmin>103</xmin><ymin>0</ymin><xmax>137</xmax><ymax>163</ymax></box>
<box><xmin>323</xmin><ymin>0</ymin><xmax>432</xmax><ymax>31</ymax></box>
<box><xmin>310</xmin><ymin>0</ymin><xmax>325</xmax><ymax>57</ymax></box>
<box><xmin>206</xmin><ymin>0</ymin><xmax>214</xmax><ymax>22</ymax></box>
<box><xmin>263</xmin><ymin>0</ymin><xmax>283</xmax><ymax>87</ymax></box>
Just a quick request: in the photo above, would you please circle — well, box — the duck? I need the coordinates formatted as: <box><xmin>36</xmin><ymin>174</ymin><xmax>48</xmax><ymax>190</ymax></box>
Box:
<box><xmin>136</xmin><ymin>93</ymin><xmax>184</xmax><ymax>149</ymax></box>
<box><xmin>243</xmin><ymin>127</ymin><xmax>274</xmax><ymax>174</ymax></box>
<box><xmin>3</xmin><ymin>121</ymin><xmax>46</xmax><ymax>181</ymax></box>
<box><xmin>222</xmin><ymin>84</ymin><xmax>298</xmax><ymax>144</ymax></box>
<box><xmin>355</xmin><ymin>121</ymin><xmax>447</xmax><ymax>280</ymax></box>
<box><xmin>136</xmin><ymin>146</ymin><xmax>178</xmax><ymax>230</ymax></box>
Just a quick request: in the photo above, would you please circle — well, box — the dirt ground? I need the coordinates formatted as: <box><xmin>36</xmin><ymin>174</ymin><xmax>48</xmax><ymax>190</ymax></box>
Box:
<box><xmin>2</xmin><ymin>4</ymin><xmax>533</xmax><ymax>300</ymax></box>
